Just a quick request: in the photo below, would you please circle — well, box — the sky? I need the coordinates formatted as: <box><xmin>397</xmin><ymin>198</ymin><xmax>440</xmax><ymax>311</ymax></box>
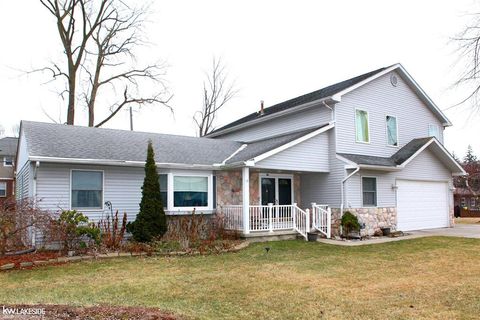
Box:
<box><xmin>0</xmin><ymin>0</ymin><xmax>479</xmax><ymax>158</ymax></box>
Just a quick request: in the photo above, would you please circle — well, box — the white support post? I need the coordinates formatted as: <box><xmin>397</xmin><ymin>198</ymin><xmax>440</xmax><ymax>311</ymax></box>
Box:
<box><xmin>268</xmin><ymin>203</ymin><xmax>273</xmax><ymax>233</ymax></box>
<box><xmin>306</xmin><ymin>208</ymin><xmax>310</xmax><ymax>233</ymax></box>
<box><xmin>327</xmin><ymin>207</ymin><xmax>332</xmax><ymax>239</ymax></box>
<box><xmin>292</xmin><ymin>203</ymin><xmax>296</xmax><ymax>228</ymax></box>
<box><xmin>311</xmin><ymin>202</ymin><xmax>316</xmax><ymax>229</ymax></box>
<box><xmin>242</xmin><ymin>167</ymin><xmax>250</xmax><ymax>234</ymax></box>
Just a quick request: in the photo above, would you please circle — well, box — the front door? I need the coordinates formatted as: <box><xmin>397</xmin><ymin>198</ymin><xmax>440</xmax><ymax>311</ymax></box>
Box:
<box><xmin>260</xmin><ymin>176</ymin><xmax>293</xmax><ymax>205</ymax></box>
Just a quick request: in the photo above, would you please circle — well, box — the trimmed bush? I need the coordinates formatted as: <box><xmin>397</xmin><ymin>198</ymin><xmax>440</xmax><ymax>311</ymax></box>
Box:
<box><xmin>126</xmin><ymin>141</ymin><xmax>167</xmax><ymax>242</ymax></box>
<box><xmin>341</xmin><ymin>211</ymin><xmax>360</xmax><ymax>238</ymax></box>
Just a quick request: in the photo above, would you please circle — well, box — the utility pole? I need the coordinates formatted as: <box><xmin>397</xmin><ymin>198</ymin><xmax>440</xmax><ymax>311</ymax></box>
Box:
<box><xmin>129</xmin><ymin>107</ymin><xmax>134</xmax><ymax>131</ymax></box>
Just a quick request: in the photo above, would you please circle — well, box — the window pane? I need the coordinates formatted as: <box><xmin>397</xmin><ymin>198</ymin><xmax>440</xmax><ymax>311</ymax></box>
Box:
<box><xmin>386</xmin><ymin>116</ymin><xmax>398</xmax><ymax>146</ymax></box>
<box><xmin>428</xmin><ymin>125</ymin><xmax>440</xmax><ymax>140</ymax></box>
<box><xmin>363</xmin><ymin>192</ymin><xmax>376</xmax><ymax>206</ymax></box>
<box><xmin>4</xmin><ymin>157</ymin><xmax>13</xmax><ymax>166</ymax></box>
<box><xmin>0</xmin><ymin>182</ymin><xmax>6</xmax><ymax>197</ymax></box>
<box><xmin>173</xmin><ymin>176</ymin><xmax>208</xmax><ymax>207</ymax></box>
<box><xmin>71</xmin><ymin>171</ymin><xmax>103</xmax><ymax>208</ymax></box>
<box><xmin>159</xmin><ymin>174</ymin><xmax>168</xmax><ymax>208</ymax></box>
<box><xmin>362</xmin><ymin>177</ymin><xmax>376</xmax><ymax>192</ymax></box>
<box><xmin>362</xmin><ymin>177</ymin><xmax>377</xmax><ymax>206</ymax></box>
<box><xmin>356</xmin><ymin>110</ymin><xmax>369</xmax><ymax>142</ymax></box>
<box><xmin>213</xmin><ymin>176</ymin><xmax>217</xmax><ymax>209</ymax></box>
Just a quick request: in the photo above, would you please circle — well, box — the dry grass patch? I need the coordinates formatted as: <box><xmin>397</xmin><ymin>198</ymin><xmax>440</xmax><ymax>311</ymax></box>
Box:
<box><xmin>455</xmin><ymin>217</ymin><xmax>480</xmax><ymax>224</ymax></box>
<box><xmin>1</xmin><ymin>237</ymin><xmax>480</xmax><ymax>319</ymax></box>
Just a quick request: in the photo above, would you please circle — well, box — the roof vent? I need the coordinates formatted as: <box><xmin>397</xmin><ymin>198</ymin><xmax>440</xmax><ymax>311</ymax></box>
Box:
<box><xmin>259</xmin><ymin>100</ymin><xmax>265</xmax><ymax>115</ymax></box>
<box><xmin>390</xmin><ymin>74</ymin><xmax>398</xmax><ymax>87</ymax></box>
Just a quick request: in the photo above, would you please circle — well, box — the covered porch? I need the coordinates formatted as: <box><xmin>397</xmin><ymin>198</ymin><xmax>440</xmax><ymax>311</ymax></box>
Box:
<box><xmin>217</xmin><ymin>167</ymin><xmax>332</xmax><ymax>239</ymax></box>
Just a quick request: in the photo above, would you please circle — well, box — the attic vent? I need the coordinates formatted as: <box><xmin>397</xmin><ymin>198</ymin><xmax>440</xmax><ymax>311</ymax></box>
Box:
<box><xmin>390</xmin><ymin>74</ymin><xmax>398</xmax><ymax>87</ymax></box>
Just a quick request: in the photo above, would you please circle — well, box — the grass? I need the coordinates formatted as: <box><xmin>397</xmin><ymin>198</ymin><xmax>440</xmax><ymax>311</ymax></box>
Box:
<box><xmin>455</xmin><ymin>217</ymin><xmax>480</xmax><ymax>224</ymax></box>
<box><xmin>1</xmin><ymin>237</ymin><xmax>480</xmax><ymax>319</ymax></box>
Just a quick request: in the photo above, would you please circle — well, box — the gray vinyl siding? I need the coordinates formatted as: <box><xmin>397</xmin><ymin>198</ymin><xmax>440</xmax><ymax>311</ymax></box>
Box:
<box><xmin>335</xmin><ymin>71</ymin><xmax>445</xmax><ymax>157</ymax></box>
<box><xmin>217</xmin><ymin>105</ymin><xmax>332</xmax><ymax>142</ymax></box>
<box><xmin>36</xmin><ymin>163</ymin><xmax>145</xmax><ymax>222</ymax></box>
<box><xmin>345</xmin><ymin>147</ymin><xmax>452</xmax><ymax>208</ymax></box>
<box><xmin>300</xmin><ymin>129</ymin><xmax>346</xmax><ymax>208</ymax></box>
<box><xmin>256</xmin><ymin>132</ymin><xmax>329</xmax><ymax>172</ymax></box>
<box><xmin>15</xmin><ymin>162</ymin><xmax>32</xmax><ymax>200</ymax></box>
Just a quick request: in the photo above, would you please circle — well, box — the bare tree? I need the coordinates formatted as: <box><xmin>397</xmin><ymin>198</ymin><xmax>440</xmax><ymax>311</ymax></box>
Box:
<box><xmin>194</xmin><ymin>57</ymin><xmax>237</xmax><ymax>137</ymax></box>
<box><xmin>453</xmin><ymin>12</ymin><xmax>480</xmax><ymax>109</ymax></box>
<box><xmin>38</xmin><ymin>0</ymin><xmax>171</xmax><ymax>126</ymax></box>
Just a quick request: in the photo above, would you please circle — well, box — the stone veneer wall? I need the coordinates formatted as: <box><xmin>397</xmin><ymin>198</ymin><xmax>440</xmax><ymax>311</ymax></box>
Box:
<box><xmin>215</xmin><ymin>170</ymin><xmax>301</xmax><ymax>207</ymax></box>
<box><xmin>330</xmin><ymin>207</ymin><xmax>397</xmax><ymax>237</ymax></box>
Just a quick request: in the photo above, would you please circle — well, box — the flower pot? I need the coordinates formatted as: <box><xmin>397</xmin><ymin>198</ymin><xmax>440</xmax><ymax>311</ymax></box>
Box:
<box><xmin>381</xmin><ymin>228</ymin><xmax>391</xmax><ymax>236</ymax></box>
<box><xmin>307</xmin><ymin>232</ymin><xmax>318</xmax><ymax>242</ymax></box>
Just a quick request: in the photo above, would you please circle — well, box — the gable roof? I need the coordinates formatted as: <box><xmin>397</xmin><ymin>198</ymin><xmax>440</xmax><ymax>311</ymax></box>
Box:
<box><xmin>338</xmin><ymin>137</ymin><xmax>465</xmax><ymax>175</ymax></box>
<box><xmin>0</xmin><ymin>137</ymin><xmax>18</xmax><ymax>157</ymax></box>
<box><xmin>20</xmin><ymin>121</ymin><xmax>329</xmax><ymax>169</ymax></box>
<box><xmin>208</xmin><ymin>63</ymin><xmax>452</xmax><ymax>137</ymax></box>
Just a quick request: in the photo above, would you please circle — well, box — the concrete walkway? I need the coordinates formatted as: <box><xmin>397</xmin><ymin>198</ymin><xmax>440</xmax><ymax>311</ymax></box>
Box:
<box><xmin>317</xmin><ymin>224</ymin><xmax>480</xmax><ymax>246</ymax></box>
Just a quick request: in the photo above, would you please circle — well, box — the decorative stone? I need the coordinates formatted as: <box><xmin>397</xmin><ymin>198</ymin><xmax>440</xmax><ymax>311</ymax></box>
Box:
<box><xmin>34</xmin><ymin>260</ymin><xmax>48</xmax><ymax>265</ymax></box>
<box><xmin>20</xmin><ymin>262</ymin><xmax>33</xmax><ymax>267</ymax></box>
<box><xmin>1</xmin><ymin>263</ymin><xmax>15</xmax><ymax>270</ymax></box>
<box><xmin>67</xmin><ymin>256</ymin><xmax>82</xmax><ymax>262</ymax></box>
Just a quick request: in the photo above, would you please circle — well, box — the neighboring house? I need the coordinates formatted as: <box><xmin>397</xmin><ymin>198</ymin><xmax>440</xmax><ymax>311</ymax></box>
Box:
<box><xmin>453</xmin><ymin>188</ymin><xmax>479</xmax><ymax>217</ymax></box>
<box><xmin>16</xmin><ymin>63</ymin><xmax>465</xmax><ymax>244</ymax></box>
<box><xmin>0</xmin><ymin>137</ymin><xmax>18</xmax><ymax>205</ymax></box>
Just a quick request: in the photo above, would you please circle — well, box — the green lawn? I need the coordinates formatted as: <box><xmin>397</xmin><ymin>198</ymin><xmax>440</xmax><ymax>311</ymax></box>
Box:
<box><xmin>1</xmin><ymin>237</ymin><xmax>480</xmax><ymax>319</ymax></box>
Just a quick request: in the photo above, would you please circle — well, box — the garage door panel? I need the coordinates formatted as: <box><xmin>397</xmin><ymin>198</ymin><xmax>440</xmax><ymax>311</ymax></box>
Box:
<box><xmin>397</xmin><ymin>180</ymin><xmax>448</xmax><ymax>231</ymax></box>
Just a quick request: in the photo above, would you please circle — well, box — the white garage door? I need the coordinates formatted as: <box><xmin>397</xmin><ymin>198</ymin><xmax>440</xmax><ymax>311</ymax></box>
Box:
<box><xmin>397</xmin><ymin>180</ymin><xmax>449</xmax><ymax>231</ymax></box>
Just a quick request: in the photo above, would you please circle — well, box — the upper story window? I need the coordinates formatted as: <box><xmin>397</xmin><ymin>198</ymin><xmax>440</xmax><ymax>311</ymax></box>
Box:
<box><xmin>71</xmin><ymin>170</ymin><xmax>103</xmax><ymax>209</ymax></box>
<box><xmin>355</xmin><ymin>109</ymin><xmax>370</xmax><ymax>143</ymax></box>
<box><xmin>428</xmin><ymin>124</ymin><xmax>440</xmax><ymax>140</ymax></box>
<box><xmin>0</xmin><ymin>182</ymin><xmax>6</xmax><ymax>197</ymax></box>
<box><xmin>159</xmin><ymin>174</ymin><xmax>168</xmax><ymax>208</ymax></box>
<box><xmin>386</xmin><ymin>115</ymin><xmax>398</xmax><ymax>147</ymax></box>
<box><xmin>471</xmin><ymin>197</ymin><xmax>476</xmax><ymax>208</ymax></box>
<box><xmin>362</xmin><ymin>177</ymin><xmax>377</xmax><ymax>207</ymax></box>
<box><xmin>3</xmin><ymin>157</ymin><xmax>13</xmax><ymax>167</ymax></box>
<box><xmin>461</xmin><ymin>197</ymin><xmax>466</xmax><ymax>207</ymax></box>
<box><xmin>173</xmin><ymin>176</ymin><xmax>208</xmax><ymax>208</ymax></box>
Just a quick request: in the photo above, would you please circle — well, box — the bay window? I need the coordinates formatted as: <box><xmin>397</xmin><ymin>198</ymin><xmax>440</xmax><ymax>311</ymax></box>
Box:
<box><xmin>173</xmin><ymin>176</ymin><xmax>208</xmax><ymax>207</ymax></box>
<box><xmin>355</xmin><ymin>109</ymin><xmax>370</xmax><ymax>143</ymax></box>
<box><xmin>71</xmin><ymin>170</ymin><xmax>103</xmax><ymax>209</ymax></box>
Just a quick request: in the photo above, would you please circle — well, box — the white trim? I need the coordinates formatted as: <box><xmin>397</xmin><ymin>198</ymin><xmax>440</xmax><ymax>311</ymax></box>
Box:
<box><xmin>3</xmin><ymin>156</ymin><xmax>13</xmax><ymax>167</ymax></box>
<box><xmin>361</xmin><ymin>176</ymin><xmax>378</xmax><ymax>207</ymax></box>
<box><xmin>70</xmin><ymin>169</ymin><xmax>105</xmax><ymax>211</ymax></box>
<box><xmin>0</xmin><ymin>181</ymin><xmax>6</xmax><ymax>197</ymax></box>
<box><xmin>170</xmin><ymin>173</ymin><xmax>212</xmax><ymax>212</ymax></box>
<box><xmin>354</xmin><ymin>108</ymin><xmax>370</xmax><ymax>144</ymax></box>
<box><xmin>250</xmin><ymin>122</ymin><xmax>335</xmax><ymax>164</ymax></box>
<box><xmin>332</xmin><ymin>64</ymin><xmax>452</xmax><ymax>126</ymax></box>
<box><xmin>385</xmin><ymin>114</ymin><xmax>399</xmax><ymax>147</ymax></box>
<box><xmin>216</xmin><ymin>144</ymin><xmax>248</xmax><ymax>166</ymax></box>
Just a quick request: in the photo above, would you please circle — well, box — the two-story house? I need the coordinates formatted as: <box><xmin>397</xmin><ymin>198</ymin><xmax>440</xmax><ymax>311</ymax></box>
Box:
<box><xmin>0</xmin><ymin>137</ymin><xmax>18</xmax><ymax>206</ymax></box>
<box><xmin>15</xmin><ymin>64</ymin><xmax>465</xmax><ymax>244</ymax></box>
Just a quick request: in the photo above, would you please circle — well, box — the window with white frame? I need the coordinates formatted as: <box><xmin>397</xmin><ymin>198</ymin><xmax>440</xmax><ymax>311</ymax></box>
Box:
<box><xmin>0</xmin><ymin>182</ymin><xmax>6</xmax><ymax>197</ymax></box>
<box><xmin>173</xmin><ymin>176</ymin><xmax>208</xmax><ymax>207</ymax></box>
<box><xmin>355</xmin><ymin>109</ymin><xmax>369</xmax><ymax>143</ymax></box>
<box><xmin>461</xmin><ymin>197</ymin><xmax>466</xmax><ymax>207</ymax></box>
<box><xmin>428</xmin><ymin>124</ymin><xmax>440</xmax><ymax>140</ymax></box>
<box><xmin>362</xmin><ymin>177</ymin><xmax>377</xmax><ymax>207</ymax></box>
<box><xmin>3</xmin><ymin>157</ymin><xmax>13</xmax><ymax>167</ymax></box>
<box><xmin>386</xmin><ymin>115</ymin><xmax>398</xmax><ymax>146</ymax></box>
<box><xmin>71</xmin><ymin>170</ymin><xmax>103</xmax><ymax>209</ymax></box>
<box><xmin>159</xmin><ymin>174</ymin><xmax>168</xmax><ymax>208</ymax></box>
<box><xmin>471</xmin><ymin>197</ymin><xmax>476</xmax><ymax>209</ymax></box>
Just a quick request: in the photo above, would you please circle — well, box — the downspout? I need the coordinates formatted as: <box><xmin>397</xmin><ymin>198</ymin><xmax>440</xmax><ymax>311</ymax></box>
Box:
<box><xmin>31</xmin><ymin>161</ymin><xmax>40</xmax><ymax>248</ymax></box>
<box><xmin>341</xmin><ymin>166</ymin><xmax>360</xmax><ymax>215</ymax></box>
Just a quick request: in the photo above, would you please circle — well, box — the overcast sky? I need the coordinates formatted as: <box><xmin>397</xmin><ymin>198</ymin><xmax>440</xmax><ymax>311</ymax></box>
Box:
<box><xmin>0</xmin><ymin>0</ymin><xmax>478</xmax><ymax>158</ymax></box>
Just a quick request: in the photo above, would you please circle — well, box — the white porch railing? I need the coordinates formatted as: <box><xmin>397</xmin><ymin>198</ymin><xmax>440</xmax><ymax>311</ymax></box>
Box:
<box><xmin>221</xmin><ymin>203</ymin><xmax>310</xmax><ymax>240</ymax></box>
<box><xmin>312</xmin><ymin>203</ymin><xmax>331</xmax><ymax>239</ymax></box>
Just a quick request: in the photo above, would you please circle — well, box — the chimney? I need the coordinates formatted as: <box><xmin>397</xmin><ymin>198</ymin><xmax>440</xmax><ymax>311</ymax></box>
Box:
<box><xmin>260</xmin><ymin>100</ymin><xmax>265</xmax><ymax>115</ymax></box>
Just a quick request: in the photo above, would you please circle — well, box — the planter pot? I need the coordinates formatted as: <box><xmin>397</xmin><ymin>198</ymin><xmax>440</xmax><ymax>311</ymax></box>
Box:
<box><xmin>67</xmin><ymin>250</ymin><xmax>75</xmax><ymax>257</ymax></box>
<box><xmin>307</xmin><ymin>232</ymin><xmax>319</xmax><ymax>242</ymax></box>
<box><xmin>381</xmin><ymin>228</ymin><xmax>391</xmax><ymax>236</ymax></box>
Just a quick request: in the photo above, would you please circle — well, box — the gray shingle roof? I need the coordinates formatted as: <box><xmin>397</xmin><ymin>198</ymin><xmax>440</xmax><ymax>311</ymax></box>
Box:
<box><xmin>21</xmin><ymin>121</ymin><xmax>322</xmax><ymax>167</ymax></box>
<box><xmin>209</xmin><ymin>66</ymin><xmax>388</xmax><ymax>135</ymax></box>
<box><xmin>0</xmin><ymin>137</ymin><xmax>18</xmax><ymax>156</ymax></box>
<box><xmin>338</xmin><ymin>137</ymin><xmax>435</xmax><ymax>167</ymax></box>
<box><xmin>22</xmin><ymin>121</ymin><xmax>242</xmax><ymax>165</ymax></box>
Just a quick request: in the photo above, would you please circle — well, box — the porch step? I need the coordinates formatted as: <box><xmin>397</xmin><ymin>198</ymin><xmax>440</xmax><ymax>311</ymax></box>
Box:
<box><xmin>242</xmin><ymin>230</ymin><xmax>300</xmax><ymax>242</ymax></box>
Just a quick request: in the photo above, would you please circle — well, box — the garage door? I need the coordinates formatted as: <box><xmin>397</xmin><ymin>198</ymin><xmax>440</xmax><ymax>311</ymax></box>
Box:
<box><xmin>397</xmin><ymin>180</ymin><xmax>449</xmax><ymax>231</ymax></box>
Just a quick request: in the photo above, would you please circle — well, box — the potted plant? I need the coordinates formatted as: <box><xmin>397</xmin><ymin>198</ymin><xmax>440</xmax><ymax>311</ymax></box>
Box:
<box><xmin>341</xmin><ymin>211</ymin><xmax>360</xmax><ymax>239</ymax></box>
<box><xmin>307</xmin><ymin>232</ymin><xmax>318</xmax><ymax>242</ymax></box>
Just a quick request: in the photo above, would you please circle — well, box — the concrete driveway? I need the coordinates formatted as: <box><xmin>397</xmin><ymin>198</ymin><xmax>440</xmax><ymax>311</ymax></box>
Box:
<box><xmin>410</xmin><ymin>224</ymin><xmax>480</xmax><ymax>239</ymax></box>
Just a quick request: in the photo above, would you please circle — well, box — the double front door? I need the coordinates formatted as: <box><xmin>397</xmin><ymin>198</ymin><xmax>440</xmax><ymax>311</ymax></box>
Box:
<box><xmin>261</xmin><ymin>176</ymin><xmax>293</xmax><ymax>206</ymax></box>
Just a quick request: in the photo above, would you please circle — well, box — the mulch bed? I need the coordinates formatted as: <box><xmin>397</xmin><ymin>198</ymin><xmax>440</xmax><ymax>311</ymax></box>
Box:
<box><xmin>0</xmin><ymin>305</ymin><xmax>180</xmax><ymax>320</ymax></box>
<box><xmin>0</xmin><ymin>252</ymin><xmax>60</xmax><ymax>269</ymax></box>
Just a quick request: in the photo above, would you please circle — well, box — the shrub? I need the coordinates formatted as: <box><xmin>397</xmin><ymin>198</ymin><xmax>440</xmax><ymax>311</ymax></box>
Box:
<box><xmin>50</xmin><ymin>210</ymin><xmax>100</xmax><ymax>252</ymax></box>
<box><xmin>341</xmin><ymin>211</ymin><xmax>360</xmax><ymax>238</ymax></box>
<box><xmin>97</xmin><ymin>210</ymin><xmax>127</xmax><ymax>250</ymax></box>
<box><xmin>0</xmin><ymin>198</ymin><xmax>52</xmax><ymax>256</ymax></box>
<box><xmin>126</xmin><ymin>141</ymin><xmax>167</xmax><ymax>242</ymax></box>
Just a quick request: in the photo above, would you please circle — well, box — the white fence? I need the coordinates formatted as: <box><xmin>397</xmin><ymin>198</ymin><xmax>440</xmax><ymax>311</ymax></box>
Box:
<box><xmin>312</xmin><ymin>203</ymin><xmax>331</xmax><ymax>239</ymax></box>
